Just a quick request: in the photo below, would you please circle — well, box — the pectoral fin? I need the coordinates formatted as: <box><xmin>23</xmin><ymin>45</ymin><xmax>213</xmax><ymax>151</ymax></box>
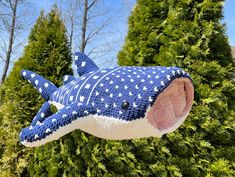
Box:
<box><xmin>31</xmin><ymin>102</ymin><xmax>53</xmax><ymax>126</ymax></box>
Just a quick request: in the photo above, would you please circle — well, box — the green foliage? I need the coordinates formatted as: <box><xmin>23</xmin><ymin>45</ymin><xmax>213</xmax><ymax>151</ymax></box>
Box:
<box><xmin>1</xmin><ymin>0</ymin><xmax>234</xmax><ymax>177</ymax></box>
<box><xmin>24</xmin><ymin>0</ymin><xmax>235</xmax><ymax>176</ymax></box>
<box><xmin>0</xmin><ymin>6</ymin><xmax>72</xmax><ymax>176</ymax></box>
<box><xmin>117</xmin><ymin>0</ymin><xmax>235</xmax><ymax>176</ymax></box>
<box><xmin>50</xmin><ymin>104</ymin><xmax>58</xmax><ymax>114</ymax></box>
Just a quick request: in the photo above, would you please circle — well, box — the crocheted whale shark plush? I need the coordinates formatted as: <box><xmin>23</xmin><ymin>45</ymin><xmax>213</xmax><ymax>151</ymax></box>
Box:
<box><xmin>20</xmin><ymin>52</ymin><xmax>194</xmax><ymax>147</ymax></box>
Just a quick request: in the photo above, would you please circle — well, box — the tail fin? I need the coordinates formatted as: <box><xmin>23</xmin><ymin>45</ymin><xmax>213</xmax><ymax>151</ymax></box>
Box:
<box><xmin>21</xmin><ymin>70</ymin><xmax>57</xmax><ymax>100</ymax></box>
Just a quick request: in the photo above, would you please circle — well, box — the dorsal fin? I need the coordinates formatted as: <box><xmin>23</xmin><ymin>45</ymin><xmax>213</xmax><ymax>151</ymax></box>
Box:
<box><xmin>63</xmin><ymin>75</ymin><xmax>76</xmax><ymax>84</ymax></box>
<box><xmin>74</xmin><ymin>52</ymin><xmax>99</xmax><ymax>76</ymax></box>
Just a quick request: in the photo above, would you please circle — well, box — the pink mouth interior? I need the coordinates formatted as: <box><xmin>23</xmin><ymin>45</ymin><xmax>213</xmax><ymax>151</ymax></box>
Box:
<box><xmin>147</xmin><ymin>78</ymin><xmax>194</xmax><ymax>133</ymax></box>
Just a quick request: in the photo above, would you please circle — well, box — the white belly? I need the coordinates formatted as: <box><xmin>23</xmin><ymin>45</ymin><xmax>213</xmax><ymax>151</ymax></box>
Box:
<box><xmin>23</xmin><ymin>115</ymin><xmax>161</xmax><ymax>147</ymax></box>
<box><xmin>48</xmin><ymin>101</ymin><xmax>162</xmax><ymax>139</ymax></box>
<box><xmin>76</xmin><ymin>115</ymin><xmax>161</xmax><ymax>140</ymax></box>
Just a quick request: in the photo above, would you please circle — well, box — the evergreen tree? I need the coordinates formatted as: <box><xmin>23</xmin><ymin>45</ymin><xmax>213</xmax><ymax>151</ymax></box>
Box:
<box><xmin>117</xmin><ymin>0</ymin><xmax>235</xmax><ymax>176</ymax></box>
<box><xmin>0</xmin><ymin>6</ymin><xmax>72</xmax><ymax>176</ymax></box>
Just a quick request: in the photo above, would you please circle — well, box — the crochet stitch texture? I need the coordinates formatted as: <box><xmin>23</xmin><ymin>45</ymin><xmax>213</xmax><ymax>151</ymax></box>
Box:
<box><xmin>19</xmin><ymin>52</ymin><xmax>194</xmax><ymax>147</ymax></box>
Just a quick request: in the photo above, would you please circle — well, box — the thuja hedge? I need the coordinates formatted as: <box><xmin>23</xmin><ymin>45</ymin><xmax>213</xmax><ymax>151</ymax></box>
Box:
<box><xmin>1</xmin><ymin>0</ymin><xmax>234</xmax><ymax>176</ymax></box>
<box><xmin>0</xmin><ymin>7</ymin><xmax>72</xmax><ymax>176</ymax></box>
<box><xmin>118</xmin><ymin>0</ymin><xmax>235</xmax><ymax>176</ymax></box>
<box><xmin>29</xmin><ymin>1</ymin><xmax>234</xmax><ymax>177</ymax></box>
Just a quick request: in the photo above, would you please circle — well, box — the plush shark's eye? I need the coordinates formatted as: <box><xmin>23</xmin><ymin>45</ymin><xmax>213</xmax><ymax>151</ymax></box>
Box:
<box><xmin>121</xmin><ymin>101</ymin><xmax>129</xmax><ymax>110</ymax></box>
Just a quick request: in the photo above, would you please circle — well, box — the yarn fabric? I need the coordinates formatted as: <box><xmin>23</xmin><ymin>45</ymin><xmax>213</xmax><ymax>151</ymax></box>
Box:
<box><xmin>19</xmin><ymin>52</ymin><xmax>194</xmax><ymax>147</ymax></box>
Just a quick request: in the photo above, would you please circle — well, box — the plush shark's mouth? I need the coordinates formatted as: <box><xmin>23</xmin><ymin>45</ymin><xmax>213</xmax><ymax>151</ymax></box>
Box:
<box><xmin>147</xmin><ymin>78</ymin><xmax>194</xmax><ymax>135</ymax></box>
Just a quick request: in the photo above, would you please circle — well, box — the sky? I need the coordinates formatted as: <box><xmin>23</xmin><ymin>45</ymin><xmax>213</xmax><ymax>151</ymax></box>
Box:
<box><xmin>0</xmin><ymin>0</ymin><xmax>234</xmax><ymax>80</ymax></box>
<box><xmin>223</xmin><ymin>0</ymin><xmax>235</xmax><ymax>46</ymax></box>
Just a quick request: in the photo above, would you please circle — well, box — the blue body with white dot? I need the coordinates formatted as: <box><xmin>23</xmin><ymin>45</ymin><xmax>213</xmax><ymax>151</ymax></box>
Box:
<box><xmin>19</xmin><ymin>52</ymin><xmax>194</xmax><ymax>147</ymax></box>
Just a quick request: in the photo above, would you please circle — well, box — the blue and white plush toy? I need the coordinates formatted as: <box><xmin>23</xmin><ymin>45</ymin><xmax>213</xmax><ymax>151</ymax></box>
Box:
<box><xmin>20</xmin><ymin>52</ymin><xmax>194</xmax><ymax>147</ymax></box>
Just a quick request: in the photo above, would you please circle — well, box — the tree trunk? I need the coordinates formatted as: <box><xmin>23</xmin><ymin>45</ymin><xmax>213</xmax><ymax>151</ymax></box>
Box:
<box><xmin>69</xmin><ymin>17</ymin><xmax>74</xmax><ymax>54</ymax></box>
<box><xmin>81</xmin><ymin>0</ymin><xmax>88</xmax><ymax>53</ymax></box>
<box><xmin>1</xmin><ymin>0</ymin><xmax>19</xmax><ymax>84</ymax></box>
